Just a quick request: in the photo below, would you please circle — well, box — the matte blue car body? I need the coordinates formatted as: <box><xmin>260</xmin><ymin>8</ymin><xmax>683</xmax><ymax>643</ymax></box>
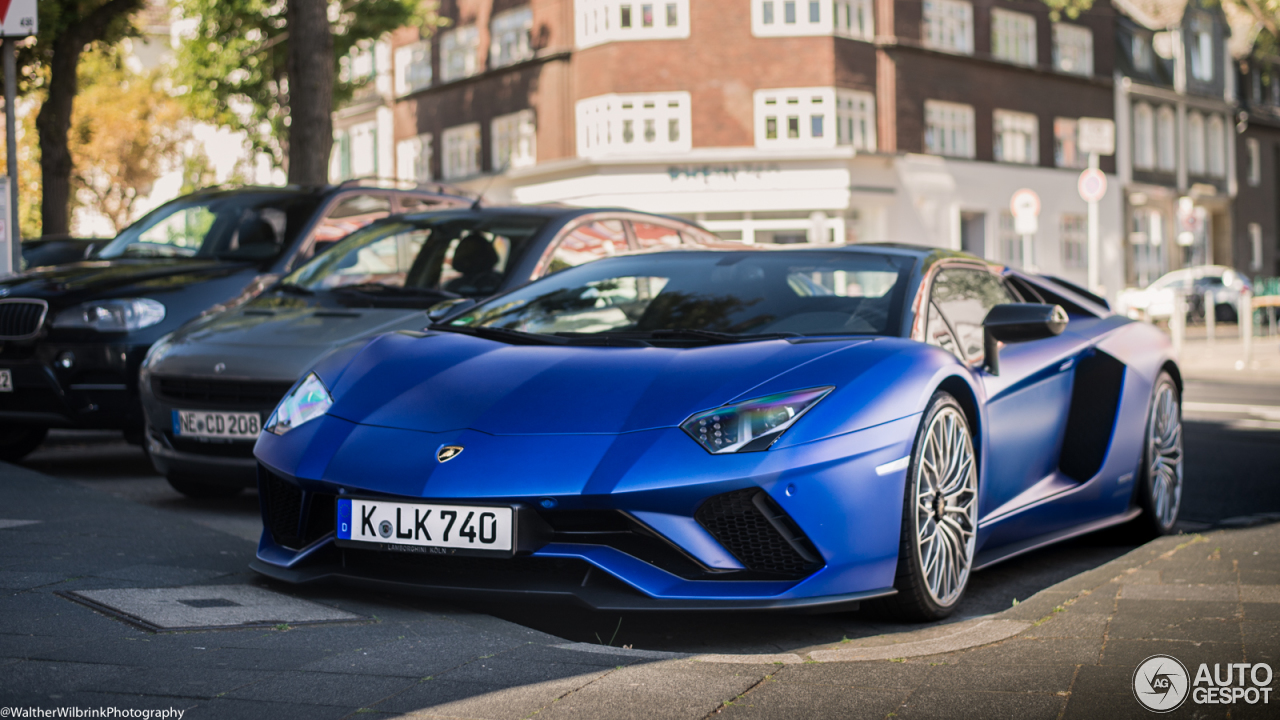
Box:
<box><xmin>251</xmin><ymin>248</ymin><xmax>1180</xmax><ymax>610</ymax></box>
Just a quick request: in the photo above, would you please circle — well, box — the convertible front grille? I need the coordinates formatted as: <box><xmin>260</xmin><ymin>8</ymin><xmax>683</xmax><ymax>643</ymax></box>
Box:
<box><xmin>154</xmin><ymin>377</ymin><xmax>294</xmax><ymax>408</ymax></box>
<box><xmin>260</xmin><ymin>466</ymin><xmax>334</xmax><ymax>550</ymax></box>
<box><xmin>695</xmin><ymin>489</ymin><xmax>822</xmax><ymax>577</ymax></box>
<box><xmin>0</xmin><ymin>299</ymin><xmax>48</xmax><ymax>340</ymax></box>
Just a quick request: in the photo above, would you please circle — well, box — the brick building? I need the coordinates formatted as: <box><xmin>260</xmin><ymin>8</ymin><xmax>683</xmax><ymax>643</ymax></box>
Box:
<box><xmin>342</xmin><ymin>0</ymin><xmax>1130</xmax><ymax>295</ymax></box>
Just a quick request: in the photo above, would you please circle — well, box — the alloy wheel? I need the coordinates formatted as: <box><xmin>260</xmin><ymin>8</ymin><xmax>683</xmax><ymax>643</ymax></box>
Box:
<box><xmin>1147</xmin><ymin>379</ymin><xmax>1183</xmax><ymax>529</ymax></box>
<box><xmin>913</xmin><ymin>406</ymin><xmax>978</xmax><ymax>608</ymax></box>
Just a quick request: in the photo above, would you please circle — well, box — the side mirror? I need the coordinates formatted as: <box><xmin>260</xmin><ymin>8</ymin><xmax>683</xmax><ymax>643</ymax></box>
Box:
<box><xmin>426</xmin><ymin>297</ymin><xmax>477</xmax><ymax>323</ymax></box>
<box><xmin>982</xmin><ymin>303</ymin><xmax>1068</xmax><ymax>376</ymax></box>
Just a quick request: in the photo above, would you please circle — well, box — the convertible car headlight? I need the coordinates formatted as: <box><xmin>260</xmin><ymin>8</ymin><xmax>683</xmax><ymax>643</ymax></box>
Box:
<box><xmin>265</xmin><ymin>373</ymin><xmax>333</xmax><ymax>436</ymax></box>
<box><xmin>681</xmin><ymin>387</ymin><xmax>833</xmax><ymax>454</ymax></box>
<box><xmin>53</xmin><ymin>298</ymin><xmax>166</xmax><ymax>332</ymax></box>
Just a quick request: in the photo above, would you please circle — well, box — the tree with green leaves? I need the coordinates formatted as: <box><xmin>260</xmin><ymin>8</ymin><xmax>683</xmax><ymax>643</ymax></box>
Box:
<box><xmin>174</xmin><ymin>0</ymin><xmax>443</xmax><ymax>185</ymax></box>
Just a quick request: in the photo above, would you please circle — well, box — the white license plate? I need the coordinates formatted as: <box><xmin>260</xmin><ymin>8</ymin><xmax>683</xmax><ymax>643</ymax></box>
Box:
<box><xmin>172</xmin><ymin>409</ymin><xmax>261</xmax><ymax>439</ymax></box>
<box><xmin>0</xmin><ymin>369</ymin><xmax>10</xmax><ymax>392</ymax></box>
<box><xmin>337</xmin><ymin>498</ymin><xmax>513</xmax><ymax>552</ymax></box>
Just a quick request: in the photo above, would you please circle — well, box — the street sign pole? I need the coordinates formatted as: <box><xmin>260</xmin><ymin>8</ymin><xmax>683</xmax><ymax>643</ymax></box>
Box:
<box><xmin>1087</xmin><ymin>152</ymin><xmax>1100</xmax><ymax>294</ymax></box>
<box><xmin>5</xmin><ymin>37</ymin><xmax>17</xmax><ymax>274</ymax></box>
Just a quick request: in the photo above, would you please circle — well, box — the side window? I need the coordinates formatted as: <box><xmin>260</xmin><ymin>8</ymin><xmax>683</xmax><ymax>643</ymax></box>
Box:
<box><xmin>543</xmin><ymin>220</ymin><xmax>628</xmax><ymax>276</ymax></box>
<box><xmin>926</xmin><ymin>302</ymin><xmax>964</xmax><ymax>361</ymax></box>
<box><xmin>397</xmin><ymin>194</ymin><xmax>454</xmax><ymax>214</ymax></box>
<box><xmin>930</xmin><ymin>268</ymin><xmax>1016</xmax><ymax>362</ymax></box>
<box><xmin>314</xmin><ymin>193</ymin><xmax>393</xmax><ymax>244</ymax></box>
<box><xmin>437</xmin><ymin>232</ymin><xmax>512</xmax><ymax>296</ymax></box>
<box><xmin>316</xmin><ymin>230</ymin><xmax>430</xmax><ymax>290</ymax></box>
<box><xmin>631</xmin><ymin>221</ymin><xmax>683</xmax><ymax>250</ymax></box>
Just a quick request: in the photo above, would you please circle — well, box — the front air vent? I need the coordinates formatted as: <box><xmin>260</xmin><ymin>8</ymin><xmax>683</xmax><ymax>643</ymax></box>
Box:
<box><xmin>261</xmin><ymin>467</ymin><xmax>304</xmax><ymax>549</ymax></box>
<box><xmin>0</xmin><ymin>299</ymin><xmax>49</xmax><ymax>340</ymax></box>
<box><xmin>695</xmin><ymin>489</ymin><xmax>822</xmax><ymax>577</ymax></box>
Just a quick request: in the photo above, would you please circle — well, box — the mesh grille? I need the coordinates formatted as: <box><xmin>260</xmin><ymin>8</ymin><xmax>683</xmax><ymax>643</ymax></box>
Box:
<box><xmin>261</xmin><ymin>468</ymin><xmax>303</xmax><ymax>549</ymax></box>
<box><xmin>154</xmin><ymin>377</ymin><xmax>294</xmax><ymax>408</ymax></box>
<box><xmin>695</xmin><ymin>489</ymin><xmax>820</xmax><ymax>577</ymax></box>
<box><xmin>0</xmin><ymin>301</ymin><xmax>47</xmax><ymax>339</ymax></box>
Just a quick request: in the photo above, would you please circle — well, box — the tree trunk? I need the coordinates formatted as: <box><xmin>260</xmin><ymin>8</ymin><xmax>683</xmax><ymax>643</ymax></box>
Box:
<box><xmin>35</xmin><ymin>36</ymin><xmax>82</xmax><ymax>238</ymax></box>
<box><xmin>286</xmin><ymin>0</ymin><xmax>334</xmax><ymax>186</ymax></box>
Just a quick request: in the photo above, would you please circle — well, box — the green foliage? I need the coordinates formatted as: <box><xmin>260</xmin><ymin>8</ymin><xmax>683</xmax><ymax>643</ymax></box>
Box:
<box><xmin>1040</xmin><ymin>0</ymin><xmax>1096</xmax><ymax>21</ymax></box>
<box><xmin>173</xmin><ymin>0</ymin><xmax>445</xmax><ymax>170</ymax></box>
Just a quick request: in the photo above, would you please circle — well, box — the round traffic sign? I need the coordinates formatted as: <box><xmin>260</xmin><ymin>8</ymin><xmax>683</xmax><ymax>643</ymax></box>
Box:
<box><xmin>1078</xmin><ymin>168</ymin><xmax>1107</xmax><ymax>203</ymax></box>
<box><xmin>1010</xmin><ymin>189</ymin><xmax>1040</xmax><ymax>218</ymax></box>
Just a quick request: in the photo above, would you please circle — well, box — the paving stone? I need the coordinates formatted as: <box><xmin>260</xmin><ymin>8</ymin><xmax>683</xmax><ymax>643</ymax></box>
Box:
<box><xmin>772</xmin><ymin>660</ymin><xmax>934</xmax><ymax>688</ymax></box>
<box><xmin>77</xmin><ymin>664</ymin><xmax>267</xmax><ymax>699</ymax></box>
<box><xmin>1243</xmin><ymin>603</ymin><xmax>1280</xmax><ymax>623</ymax></box>
<box><xmin>715</xmin><ymin>680</ymin><xmax>906</xmax><ymax>720</ymax></box>
<box><xmin>1107</xmin><ymin>608</ymin><xmax>1242</xmax><ymax>643</ymax></box>
<box><xmin>535</xmin><ymin>660</ymin><xmax>769</xmax><ymax>720</ymax></box>
<box><xmin>1061</xmin><ymin>691</ymin><xmax>1229</xmax><ymax>720</ymax></box>
<box><xmin>1119</xmin><ymin>585</ymin><xmax>1239</xmax><ymax>602</ymax></box>
<box><xmin>0</xmin><ymin>571</ymin><xmax>68</xmax><ymax>590</ymax></box>
<box><xmin>3</xmin><ymin>659</ymin><xmax>134</xmax><ymax>694</ymax></box>
<box><xmin>924</xmin><ymin>662</ymin><xmax>1077</xmax><ymax>693</ymax></box>
<box><xmin>1021</xmin><ymin>612</ymin><xmax>1111</xmax><ymax>639</ymax></box>
<box><xmin>436</xmin><ymin>654</ymin><xmax>613</xmax><ymax>689</ymax></box>
<box><xmin>0</xmin><ymin>633</ymin><xmax>97</xmax><ymax>660</ymax></box>
<box><xmin>1100</xmin><ymin>639</ymin><xmax>1245</xmax><ymax>667</ymax></box>
<box><xmin>184</xmin><ymin>697</ymin><xmax>355</xmax><ymax>720</ymax></box>
<box><xmin>223</xmin><ymin>670</ymin><xmax>422</xmax><ymax>707</ymax></box>
<box><xmin>893</xmin><ymin>687</ymin><xmax>1066</xmax><ymax>720</ymax></box>
<box><xmin>69</xmin><ymin>584</ymin><xmax>363</xmax><ymax>631</ymax></box>
<box><xmin>379</xmin><ymin>676</ymin><xmax>589</xmax><ymax>717</ymax></box>
<box><xmin>927</xmin><ymin>637</ymin><xmax>1103</xmax><ymax>666</ymax></box>
<box><xmin>299</xmin><ymin>631</ymin><xmax>526</xmax><ymax>678</ymax></box>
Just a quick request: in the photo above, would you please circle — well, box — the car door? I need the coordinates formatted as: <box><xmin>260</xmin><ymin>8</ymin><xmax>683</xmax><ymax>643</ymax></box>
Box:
<box><xmin>929</xmin><ymin>266</ymin><xmax>1089</xmax><ymax>519</ymax></box>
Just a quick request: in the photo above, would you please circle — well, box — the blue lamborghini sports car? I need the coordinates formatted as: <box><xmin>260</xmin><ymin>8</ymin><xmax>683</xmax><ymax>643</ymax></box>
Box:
<box><xmin>251</xmin><ymin>245</ymin><xmax>1183</xmax><ymax>620</ymax></box>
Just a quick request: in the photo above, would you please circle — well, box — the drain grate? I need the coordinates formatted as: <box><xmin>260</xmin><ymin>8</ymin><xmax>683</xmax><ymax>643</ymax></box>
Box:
<box><xmin>62</xmin><ymin>584</ymin><xmax>363</xmax><ymax>632</ymax></box>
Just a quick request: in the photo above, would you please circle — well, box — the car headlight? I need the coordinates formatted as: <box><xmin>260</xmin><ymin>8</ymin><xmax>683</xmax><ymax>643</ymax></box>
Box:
<box><xmin>53</xmin><ymin>298</ymin><xmax>166</xmax><ymax>332</ymax></box>
<box><xmin>681</xmin><ymin>387</ymin><xmax>833</xmax><ymax>454</ymax></box>
<box><xmin>265</xmin><ymin>373</ymin><xmax>333</xmax><ymax>436</ymax></box>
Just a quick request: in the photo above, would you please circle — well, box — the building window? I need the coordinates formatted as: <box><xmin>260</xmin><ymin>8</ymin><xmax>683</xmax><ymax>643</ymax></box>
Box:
<box><xmin>994</xmin><ymin>110</ymin><xmax>1038</xmax><ymax>165</ymax></box>
<box><xmin>396</xmin><ymin>133</ymin><xmax>433</xmax><ymax>183</ymax></box>
<box><xmin>577</xmin><ymin>92</ymin><xmax>692</xmax><ymax>157</ymax></box>
<box><xmin>442</xmin><ymin>123</ymin><xmax>481</xmax><ymax>179</ymax></box>
<box><xmin>1054</xmin><ymin>118</ymin><xmax>1086</xmax><ymax>168</ymax></box>
<box><xmin>837</xmin><ymin>90</ymin><xmax>877</xmax><ymax>150</ymax></box>
<box><xmin>1248</xmin><ymin>138</ymin><xmax>1261</xmax><ymax>186</ymax></box>
<box><xmin>834</xmin><ymin>0</ymin><xmax>874</xmax><ymax>39</ymax></box>
<box><xmin>491</xmin><ymin>109</ymin><xmax>537</xmax><ymax>171</ymax></box>
<box><xmin>491</xmin><ymin>5</ymin><xmax>534</xmax><ymax>68</ymax></box>
<box><xmin>1187</xmin><ymin>111</ymin><xmax>1206</xmax><ymax>175</ymax></box>
<box><xmin>441</xmin><ymin>25</ymin><xmax>480</xmax><ymax>82</ymax></box>
<box><xmin>349</xmin><ymin>120</ymin><xmax>379</xmax><ymax>177</ymax></box>
<box><xmin>577</xmin><ymin>0</ymin><xmax>689</xmax><ymax>47</ymax></box>
<box><xmin>1207</xmin><ymin>114</ymin><xmax>1225</xmax><ymax>177</ymax></box>
<box><xmin>1133</xmin><ymin>102</ymin><xmax>1154</xmax><ymax>170</ymax></box>
<box><xmin>924</xmin><ymin>100</ymin><xmax>975</xmax><ymax>158</ymax></box>
<box><xmin>1131</xmin><ymin>34</ymin><xmax>1152</xmax><ymax>72</ymax></box>
<box><xmin>1188</xmin><ymin>13</ymin><xmax>1213</xmax><ymax>82</ymax></box>
<box><xmin>394</xmin><ymin>39</ymin><xmax>432</xmax><ymax>96</ymax></box>
<box><xmin>991</xmin><ymin>9</ymin><xmax>1036</xmax><ymax>67</ymax></box>
<box><xmin>923</xmin><ymin>0</ymin><xmax>973</xmax><ymax>54</ymax></box>
<box><xmin>1052</xmin><ymin>23</ymin><xmax>1092</xmax><ymax>76</ymax></box>
<box><xmin>999</xmin><ymin>211</ymin><xmax>1023</xmax><ymax>266</ymax></box>
<box><xmin>1250</xmin><ymin>222</ymin><xmax>1263</xmax><ymax>271</ymax></box>
<box><xmin>1061</xmin><ymin>213</ymin><xmax>1086</xmax><ymax>268</ymax></box>
<box><xmin>1156</xmin><ymin>105</ymin><xmax>1176</xmax><ymax>172</ymax></box>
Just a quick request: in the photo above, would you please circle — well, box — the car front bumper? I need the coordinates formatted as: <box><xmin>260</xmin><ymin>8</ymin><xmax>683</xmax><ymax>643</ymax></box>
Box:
<box><xmin>0</xmin><ymin>342</ymin><xmax>148</xmax><ymax>430</ymax></box>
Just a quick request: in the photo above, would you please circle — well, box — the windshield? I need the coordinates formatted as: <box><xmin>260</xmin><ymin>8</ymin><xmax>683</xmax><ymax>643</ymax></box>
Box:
<box><xmin>450</xmin><ymin>250</ymin><xmax>915</xmax><ymax>339</ymax></box>
<box><xmin>98</xmin><ymin>192</ymin><xmax>322</xmax><ymax>261</ymax></box>
<box><xmin>282</xmin><ymin>212</ymin><xmax>549</xmax><ymax>301</ymax></box>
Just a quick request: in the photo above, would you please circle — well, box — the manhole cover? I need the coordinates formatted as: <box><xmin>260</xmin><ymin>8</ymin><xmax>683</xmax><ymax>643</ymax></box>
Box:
<box><xmin>62</xmin><ymin>585</ymin><xmax>363</xmax><ymax>632</ymax></box>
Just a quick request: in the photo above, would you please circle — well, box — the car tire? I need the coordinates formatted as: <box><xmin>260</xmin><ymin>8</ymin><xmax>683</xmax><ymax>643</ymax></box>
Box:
<box><xmin>1134</xmin><ymin>372</ymin><xmax>1182</xmax><ymax>537</ymax></box>
<box><xmin>875</xmin><ymin>391</ymin><xmax>979</xmax><ymax>622</ymax></box>
<box><xmin>167</xmin><ymin>474</ymin><xmax>243</xmax><ymax>499</ymax></box>
<box><xmin>0</xmin><ymin>425</ymin><xmax>48</xmax><ymax>463</ymax></box>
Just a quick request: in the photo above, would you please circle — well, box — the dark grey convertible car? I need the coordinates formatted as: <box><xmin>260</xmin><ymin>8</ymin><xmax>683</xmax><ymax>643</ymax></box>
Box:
<box><xmin>139</xmin><ymin>205</ymin><xmax>718</xmax><ymax>496</ymax></box>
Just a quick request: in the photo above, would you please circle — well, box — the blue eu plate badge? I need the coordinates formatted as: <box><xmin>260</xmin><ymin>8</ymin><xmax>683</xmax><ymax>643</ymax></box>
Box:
<box><xmin>337</xmin><ymin>498</ymin><xmax>353</xmax><ymax>539</ymax></box>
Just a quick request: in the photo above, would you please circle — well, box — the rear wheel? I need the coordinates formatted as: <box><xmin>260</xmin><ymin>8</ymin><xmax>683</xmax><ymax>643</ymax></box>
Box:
<box><xmin>0</xmin><ymin>425</ymin><xmax>48</xmax><ymax>463</ymax></box>
<box><xmin>877</xmin><ymin>392</ymin><xmax>979</xmax><ymax>622</ymax></box>
<box><xmin>1135</xmin><ymin>372</ymin><xmax>1182</xmax><ymax>536</ymax></box>
<box><xmin>167</xmin><ymin>474</ymin><xmax>242</xmax><ymax>499</ymax></box>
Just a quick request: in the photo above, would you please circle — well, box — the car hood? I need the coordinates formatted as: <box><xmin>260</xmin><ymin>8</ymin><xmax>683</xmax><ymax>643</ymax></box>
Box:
<box><xmin>325</xmin><ymin>331</ymin><xmax>873</xmax><ymax>435</ymax></box>
<box><xmin>0</xmin><ymin>258</ymin><xmax>256</xmax><ymax>307</ymax></box>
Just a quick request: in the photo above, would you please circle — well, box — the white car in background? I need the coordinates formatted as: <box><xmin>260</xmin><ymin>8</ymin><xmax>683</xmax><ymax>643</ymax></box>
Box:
<box><xmin>1117</xmin><ymin>265</ymin><xmax>1251</xmax><ymax>322</ymax></box>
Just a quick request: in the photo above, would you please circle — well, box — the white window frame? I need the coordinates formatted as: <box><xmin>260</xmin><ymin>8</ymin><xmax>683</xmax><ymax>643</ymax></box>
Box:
<box><xmin>442</xmin><ymin>123</ymin><xmax>482</xmax><ymax>180</ymax></box>
<box><xmin>1155</xmin><ymin>105</ymin><xmax>1176</xmax><ymax>172</ymax></box>
<box><xmin>396</xmin><ymin>133</ymin><xmax>433</xmax><ymax>183</ymax></box>
<box><xmin>837</xmin><ymin>89</ymin><xmax>877</xmax><ymax>151</ymax></box>
<box><xmin>834</xmin><ymin>0</ymin><xmax>874</xmax><ymax>40</ymax></box>
<box><xmin>1189</xmin><ymin>14</ymin><xmax>1213</xmax><ymax>82</ymax></box>
<box><xmin>1247</xmin><ymin>138</ymin><xmax>1261</xmax><ymax>186</ymax></box>
<box><xmin>1133</xmin><ymin>102</ymin><xmax>1155</xmax><ymax>170</ymax></box>
<box><xmin>577</xmin><ymin>92</ymin><xmax>692</xmax><ymax>157</ymax></box>
<box><xmin>441</xmin><ymin>25</ymin><xmax>480</xmax><ymax>83</ymax></box>
<box><xmin>993</xmin><ymin>109</ymin><xmax>1038</xmax><ymax>165</ymax></box>
<box><xmin>924</xmin><ymin>100</ymin><xmax>975</xmax><ymax>158</ymax></box>
<box><xmin>923</xmin><ymin>0</ymin><xmax>973</xmax><ymax>55</ymax></box>
<box><xmin>1061</xmin><ymin>213</ymin><xmax>1087</xmax><ymax>269</ymax></box>
<box><xmin>1052</xmin><ymin>23</ymin><xmax>1093</xmax><ymax>76</ymax></box>
<box><xmin>490</xmin><ymin>5</ymin><xmax>534</xmax><ymax>68</ymax></box>
<box><xmin>576</xmin><ymin>0</ymin><xmax>690</xmax><ymax>48</ymax></box>
<box><xmin>491</xmin><ymin>109</ymin><xmax>537</xmax><ymax>171</ymax></box>
<box><xmin>1206</xmin><ymin>114</ymin><xmax>1225</xmax><ymax>177</ymax></box>
<box><xmin>755</xmin><ymin>87</ymin><xmax>836</xmax><ymax>149</ymax></box>
<box><xmin>752</xmin><ymin>0</ymin><xmax>871</xmax><ymax>38</ymax></box>
<box><xmin>394</xmin><ymin>39</ymin><xmax>432</xmax><ymax>97</ymax></box>
<box><xmin>349</xmin><ymin>120</ymin><xmax>379</xmax><ymax>178</ymax></box>
<box><xmin>1187</xmin><ymin>111</ymin><xmax>1205</xmax><ymax>175</ymax></box>
<box><xmin>991</xmin><ymin>8</ymin><xmax>1036</xmax><ymax>67</ymax></box>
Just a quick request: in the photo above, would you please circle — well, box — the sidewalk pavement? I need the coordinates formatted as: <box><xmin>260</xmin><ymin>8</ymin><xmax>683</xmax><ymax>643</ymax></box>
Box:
<box><xmin>1176</xmin><ymin>332</ymin><xmax>1280</xmax><ymax>383</ymax></box>
<box><xmin>1</xmin><ymin>461</ymin><xmax>1277</xmax><ymax>719</ymax></box>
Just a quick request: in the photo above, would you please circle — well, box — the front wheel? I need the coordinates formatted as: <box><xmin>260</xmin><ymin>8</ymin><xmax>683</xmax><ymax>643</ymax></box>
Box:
<box><xmin>877</xmin><ymin>392</ymin><xmax>979</xmax><ymax>622</ymax></box>
<box><xmin>1135</xmin><ymin>372</ymin><xmax>1182</xmax><ymax>536</ymax></box>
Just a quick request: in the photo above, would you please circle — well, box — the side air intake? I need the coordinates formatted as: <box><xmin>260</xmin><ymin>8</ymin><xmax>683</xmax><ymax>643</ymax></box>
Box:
<box><xmin>695</xmin><ymin>489</ymin><xmax>822</xmax><ymax>577</ymax></box>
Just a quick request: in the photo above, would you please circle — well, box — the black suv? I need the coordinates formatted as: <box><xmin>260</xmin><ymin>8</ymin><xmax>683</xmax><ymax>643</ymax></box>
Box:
<box><xmin>0</xmin><ymin>181</ymin><xmax>470</xmax><ymax>460</ymax></box>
